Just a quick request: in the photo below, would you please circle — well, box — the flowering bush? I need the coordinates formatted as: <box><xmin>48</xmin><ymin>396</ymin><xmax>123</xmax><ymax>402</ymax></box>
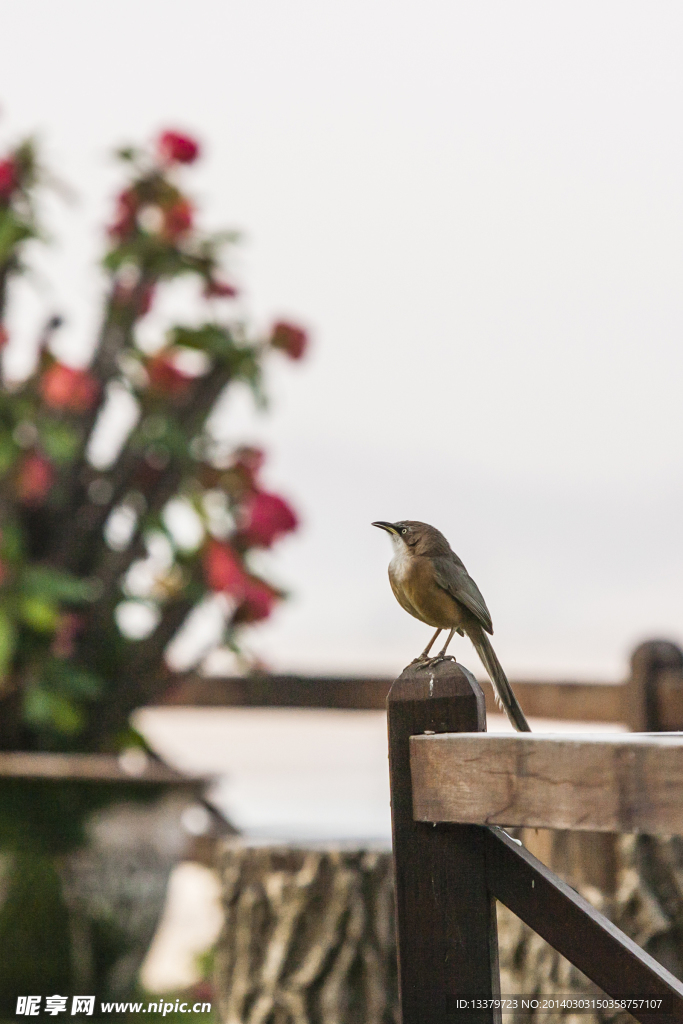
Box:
<box><xmin>0</xmin><ymin>130</ymin><xmax>307</xmax><ymax>752</ymax></box>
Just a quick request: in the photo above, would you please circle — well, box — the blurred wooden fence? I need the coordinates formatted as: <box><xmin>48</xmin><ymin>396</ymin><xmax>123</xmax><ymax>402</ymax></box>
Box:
<box><xmin>154</xmin><ymin>639</ymin><xmax>683</xmax><ymax>731</ymax></box>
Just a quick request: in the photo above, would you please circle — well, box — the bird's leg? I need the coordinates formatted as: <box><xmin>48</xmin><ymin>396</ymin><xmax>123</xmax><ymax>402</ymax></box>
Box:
<box><xmin>426</xmin><ymin>627</ymin><xmax>457</xmax><ymax>665</ymax></box>
<box><xmin>410</xmin><ymin>627</ymin><xmax>442</xmax><ymax>664</ymax></box>
<box><xmin>438</xmin><ymin>627</ymin><xmax>457</xmax><ymax>657</ymax></box>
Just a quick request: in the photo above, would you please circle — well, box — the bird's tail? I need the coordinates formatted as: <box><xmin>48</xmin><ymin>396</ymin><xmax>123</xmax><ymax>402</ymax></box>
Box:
<box><xmin>467</xmin><ymin>624</ymin><xmax>531</xmax><ymax>732</ymax></box>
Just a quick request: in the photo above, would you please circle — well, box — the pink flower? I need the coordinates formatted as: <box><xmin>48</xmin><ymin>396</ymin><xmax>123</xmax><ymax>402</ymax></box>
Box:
<box><xmin>16</xmin><ymin>453</ymin><xmax>55</xmax><ymax>504</ymax></box>
<box><xmin>240</xmin><ymin>491</ymin><xmax>298</xmax><ymax>548</ymax></box>
<box><xmin>163</xmin><ymin>198</ymin><xmax>194</xmax><ymax>240</ymax></box>
<box><xmin>158</xmin><ymin>130</ymin><xmax>200</xmax><ymax>165</ymax></box>
<box><xmin>232</xmin><ymin>447</ymin><xmax>265</xmax><ymax>488</ymax></box>
<box><xmin>203</xmin><ymin>277</ymin><xmax>238</xmax><ymax>299</ymax></box>
<box><xmin>146</xmin><ymin>351</ymin><xmax>194</xmax><ymax>397</ymax></box>
<box><xmin>112</xmin><ymin>279</ymin><xmax>155</xmax><ymax>318</ymax></box>
<box><xmin>40</xmin><ymin>364</ymin><xmax>99</xmax><ymax>413</ymax></box>
<box><xmin>108</xmin><ymin>188</ymin><xmax>138</xmax><ymax>240</ymax></box>
<box><xmin>0</xmin><ymin>159</ymin><xmax>17</xmax><ymax>201</ymax></box>
<box><xmin>189</xmin><ymin>982</ymin><xmax>214</xmax><ymax>1005</ymax></box>
<box><xmin>51</xmin><ymin>613</ymin><xmax>84</xmax><ymax>658</ymax></box>
<box><xmin>270</xmin><ymin>321</ymin><xmax>308</xmax><ymax>360</ymax></box>
<box><xmin>233</xmin><ymin>576</ymin><xmax>278</xmax><ymax>623</ymax></box>
<box><xmin>204</xmin><ymin>540</ymin><xmax>247</xmax><ymax>595</ymax></box>
<box><xmin>137</xmin><ymin>282</ymin><xmax>156</xmax><ymax>316</ymax></box>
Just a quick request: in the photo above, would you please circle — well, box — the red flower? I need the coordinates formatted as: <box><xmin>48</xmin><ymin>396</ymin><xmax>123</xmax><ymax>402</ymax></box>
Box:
<box><xmin>40</xmin><ymin>364</ymin><xmax>100</xmax><ymax>413</ymax></box>
<box><xmin>146</xmin><ymin>352</ymin><xmax>194</xmax><ymax>397</ymax></box>
<box><xmin>203</xmin><ymin>277</ymin><xmax>238</xmax><ymax>299</ymax></box>
<box><xmin>240</xmin><ymin>490</ymin><xmax>298</xmax><ymax>548</ymax></box>
<box><xmin>158</xmin><ymin>130</ymin><xmax>200</xmax><ymax>165</ymax></box>
<box><xmin>109</xmin><ymin>188</ymin><xmax>138</xmax><ymax>240</ymax></box>
<box><xmin>270</xmin><ymin>321</ymin><xmax>308</xmax><ymax>360</ymax></box>
<box><xmin>16</xmin><ymin>453</ymin><xmax>55</xmax><ymax>504</ymax></box>
<box><xmin>0</xmin><ymin>324</ymin><xmax>9</xmax><ymax>349</ymax></box>
<box><xmin>0</xmin><ymin>159</ymin><xmax>17</xmax><ymax>201</ymax></box>
<box><xmin>233</xmin><ymin>576</ymin><xmax>278</xmax><ymax>624</ymax></box>
<box><xmin>163</xmin><ymin>198</ymin><xmax>193</xmax><ymax>240</ymax></box>
<box><xmin>204</xmin><ymin>540</ymin><xmax>247</xmax><ymax>595</ymax></box>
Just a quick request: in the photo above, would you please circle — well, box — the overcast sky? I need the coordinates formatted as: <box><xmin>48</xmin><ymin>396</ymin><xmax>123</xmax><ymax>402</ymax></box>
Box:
<box><xmin>2</xmin><ymin>1</ymin><xmax>683</xmax><ymax>680</ymax></box>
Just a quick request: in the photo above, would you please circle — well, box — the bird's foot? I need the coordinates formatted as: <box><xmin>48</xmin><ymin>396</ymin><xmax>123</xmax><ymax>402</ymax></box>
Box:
<box><xmin>424</xmin><ymin>654</ymin><xmax>457</xmax><ymax>667</ymax></box>
<box><xmin>409</xmin><ymin>655</ymin><xmax>430</xmax><ymax>665</ymax></box>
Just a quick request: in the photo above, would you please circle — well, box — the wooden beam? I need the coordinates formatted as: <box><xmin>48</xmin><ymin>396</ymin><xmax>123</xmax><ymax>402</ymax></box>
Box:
<box><xmin>410</xmin><ymin>732</ymin><xmax>683</xmax><ymax>833</ymax></box>
<box><xmin>481</xmin><ymin>679</ymin><xmax>624</xmax><ymax>722</ymax></box>
<box><xmin>151</xmin><ymin>667</ymin><xmax>683</xmax><ymax>728</ymax></box>
<box><xmin>154</xmin><ymin>673</ymin><xmax>629</xmax><ymax>719</ymax></box>
<box><xmin>157</xmin><ymin>674</ymin><xmax>394</xmax><ymax>709</ymax></box>
<box><xmin>485</xmin><ymin>827</ymin><xmax>683</xmax><ymax>1024</ymax></box>
<box><xmin>0</xmin><ymin>751</ymin><xmax>202</xmax><ymax>785</ymax></box>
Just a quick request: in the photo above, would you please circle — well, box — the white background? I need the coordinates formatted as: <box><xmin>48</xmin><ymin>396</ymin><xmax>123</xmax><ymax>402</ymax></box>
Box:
<box><xmin>2</xmin><ymin>2</ymin><xmax>683</xmax><ymax>678</ymax></box>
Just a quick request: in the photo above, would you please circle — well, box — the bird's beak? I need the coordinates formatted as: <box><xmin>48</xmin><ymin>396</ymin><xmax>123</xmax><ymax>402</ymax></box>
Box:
<box><xmin>372</xmin><ymin>521</ymin><xmax>398</xmax><ymax>535</ymax></box>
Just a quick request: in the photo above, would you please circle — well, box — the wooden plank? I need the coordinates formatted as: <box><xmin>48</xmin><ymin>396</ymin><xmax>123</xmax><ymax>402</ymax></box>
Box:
<box><xmin>157</xmin><ymin>674</ymin><xmax>393</xmax><ymax>709</ymax></box>
<box><xmin>485</xmin><ymin>827</ymin><xmax>683</xmax><ymax>1024</ymax></box>
<box><xmin>387</xmin><ymin>660</ymin><xmax>501</xmax><ymax>1024</ymax></box>
<box><xmin>481</xmin><ymin>679</ymin><xmax>623</xmax><ymax>722</ymax></box>
<box><xmin>0</xmin><ymin>751</ymin><xmax>201</xmax><ymax>784</ymax></box>
<box><xmin>155</xmin><ymin>673</ymin><xmax>628</xmax><ymax>720</ymax></box>
<box><xmin>411</xmin><ymin>732</ymin><xmax>683</xmax><ymax>833</ymax></box>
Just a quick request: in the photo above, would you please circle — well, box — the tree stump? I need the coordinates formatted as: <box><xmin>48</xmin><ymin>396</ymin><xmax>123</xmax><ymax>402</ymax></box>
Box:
<box><xmin>214</xmin><ymin>841</ymin><xmax>398</xmax><ymax>1024</ymax></box>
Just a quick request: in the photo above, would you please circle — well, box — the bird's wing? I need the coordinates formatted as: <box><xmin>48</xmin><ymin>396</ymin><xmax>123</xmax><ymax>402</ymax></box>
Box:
<box><xmin>432</xmin><ymin>554</ymin><xmax>494</xmax><ymax>635</ymax></box>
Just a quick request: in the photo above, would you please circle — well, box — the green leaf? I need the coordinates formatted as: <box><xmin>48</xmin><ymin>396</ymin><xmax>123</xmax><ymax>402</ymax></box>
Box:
<box><xmin>0</xmin><ymin>523</ymin><xmax>24</xmax><ymax>562</ymax></box>
<box><xmin>39</xmin><ymin>421</ymin><xmax>81</xmax><ymax>464</ymax></box>
<box><xmin>0</xmin><ymin>431</ymin><xmax>18</xmax><ymax>475</ymax></box>
<box><xmin>0</xmin><ymin>208</ymin><xmax>36</xmax><ymax>264</ymax></box>
<box><xmin>23</xmin><ymin>687</ymin><xmax>84</xmax><ymax>736</ymax></box>
<box><xmin>238</xmin><ymin>357</ymin><xmax>267</xmax><ymax>408</ymax></box>
<box><xmin>0</xmin><ymin>609</ymin><xmax>17</xmax><ymax>681</ymax></box>
<box><xmin>171</xmin><ymin>324</ymin><xmax>236</xmax><ymax>361</ymax></box>
<box><xmin>112</xmin><ymin>725</ymin><xmax>148</xmax><ymax>752</ymax></box>
<box><xmin>19</xmin><ymin>596</ymin><xmax>59</xmax><ymax>633</ymax></box>
<box><xmin>43</xmin><ymin>659</ymin><xmax>102</xmax><ymax>700</ymax></box>
<box><xmin>21</xmin><ymin>567</ymin><xmax>99</xmax><ymax>604</ymax></box>
<box><xmin>160</xmin><ymin>418</ymin><xmax>191</xmax><ymax>458</ymax></box>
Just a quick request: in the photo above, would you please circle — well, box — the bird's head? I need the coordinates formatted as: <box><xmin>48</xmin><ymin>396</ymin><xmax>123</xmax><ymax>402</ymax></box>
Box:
<box><xmin>372</xmin><ymin>520</ymin><xmax>451</xmax><ymax>556</ymax></box>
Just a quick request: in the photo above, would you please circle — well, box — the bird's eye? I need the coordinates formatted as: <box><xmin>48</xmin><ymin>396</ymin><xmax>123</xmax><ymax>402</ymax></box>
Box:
<box><xmin>401</xmin><ymin>528</ymin><xmax>407</xmax><ymax>535</ymax></box>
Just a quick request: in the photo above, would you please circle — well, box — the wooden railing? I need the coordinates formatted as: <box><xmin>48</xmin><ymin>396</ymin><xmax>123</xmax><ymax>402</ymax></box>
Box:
<box><xmin>154</xmin><ymin>640</ymin><xmax>683</xmax><ymax>1019</ymax></box>
<box><xmin>386</xmin><ymin>658</ymin><xmax>683</xmax><ymax>1024</ymax></box>
<box><xmin>155</xmin><ymin>640</ymin><xmax>683</xmax><ymax>730</ymax></box>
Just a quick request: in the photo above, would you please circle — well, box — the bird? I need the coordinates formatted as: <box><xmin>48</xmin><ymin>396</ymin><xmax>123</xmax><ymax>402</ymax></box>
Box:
<box><xmin>372</xmin><ymin>519</ymin><xmax>530</xmax><ymax>732</ymax></box>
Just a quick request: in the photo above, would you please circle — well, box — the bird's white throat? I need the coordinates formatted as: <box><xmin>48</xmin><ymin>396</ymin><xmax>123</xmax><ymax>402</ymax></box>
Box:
<box><xmin>388</xmin><ymin>534</ymin><xmax>411</xmax><ymax>580</ymax></box>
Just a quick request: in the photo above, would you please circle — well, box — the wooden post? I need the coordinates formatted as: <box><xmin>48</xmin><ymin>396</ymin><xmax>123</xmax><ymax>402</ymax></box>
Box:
<box><xmin>387</xmin><ymin>659</ymin><xmax>500</xmax><ymax>1024</ymax></box>
<box><xmin>626</xmin><ymin>639</ymin><xmax>683</xmax><ymax>732</ymax></box>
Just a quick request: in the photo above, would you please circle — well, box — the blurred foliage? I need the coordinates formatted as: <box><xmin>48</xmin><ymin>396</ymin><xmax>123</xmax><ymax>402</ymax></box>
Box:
<box><xmin>0</xmin><ymin>123</ymin><xmax>309</xmax><ymax>1016</ymax></box>
<box><xmin>0</xmin><ymin>128</ymin><xmax>309</xmax><ymax>753</ymax></box>
<box><xmin>0</xmin><ymin>778</ymin><xmax>171</xmax><ymax>855</ymax></box>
